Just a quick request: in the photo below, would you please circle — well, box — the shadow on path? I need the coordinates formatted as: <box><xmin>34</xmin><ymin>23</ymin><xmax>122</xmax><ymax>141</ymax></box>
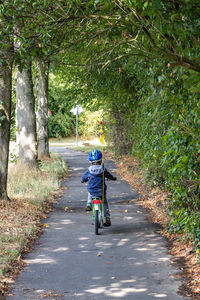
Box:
<box><xmin>5</xmin><ymin>148</ymin><xmax>189</xmax><ymax>300</ymax></box>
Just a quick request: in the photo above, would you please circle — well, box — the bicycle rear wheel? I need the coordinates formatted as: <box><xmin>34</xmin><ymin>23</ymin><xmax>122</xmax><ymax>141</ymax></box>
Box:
<box><xmin>98</xmin><ymin>207</ymin><xmax>102</xmax><ymax>228</ymax></box>
<box><xmin>95</xmin><ymin>210</ymin><xmax>99</xmax><ymax>235</ymax></box>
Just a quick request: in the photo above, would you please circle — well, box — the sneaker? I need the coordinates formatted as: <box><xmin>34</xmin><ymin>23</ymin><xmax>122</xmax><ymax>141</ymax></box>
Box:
<box><xmin>104</xmin><ymin>217</ymin><xmax>111</xmax><ymax>227</ymax></box>
<box><xmin>86</xmin><ymin>204</ymin><xmax>92</xmax><ymax>211</ymax></box>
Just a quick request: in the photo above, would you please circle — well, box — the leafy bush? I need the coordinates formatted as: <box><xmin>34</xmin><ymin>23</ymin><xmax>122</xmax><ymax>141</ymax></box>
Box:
<box><xmin>79</xmin><ymin>110</ymin><xmax>103</xmax><ymax>138</ymax></box>
<box><xmin>48</xmin><ymin>113</ymin><xmax>75</xmax><ymax>138</ymax></box>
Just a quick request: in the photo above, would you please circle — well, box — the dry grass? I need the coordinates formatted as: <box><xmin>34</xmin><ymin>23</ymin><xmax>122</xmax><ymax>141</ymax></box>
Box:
<box><xmin>0</xmin><ymin>156</ymin><xmax>67</xmax><ymax>297</ymax></box>
<box><xmin>112</xmin><ymin>154</ymin><xmax>200</xmax><ymax>299</ymax></box>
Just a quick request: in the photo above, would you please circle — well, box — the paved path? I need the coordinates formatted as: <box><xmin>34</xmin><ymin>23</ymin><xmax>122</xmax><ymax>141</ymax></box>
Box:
<box><xmin>6</xmin><ymin>148</ymin><xmax>189</xmax><ymax>300</ymax></box>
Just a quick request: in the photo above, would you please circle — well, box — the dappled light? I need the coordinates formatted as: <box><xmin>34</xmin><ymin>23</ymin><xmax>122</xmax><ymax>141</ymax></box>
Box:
<box><xmin>52</xmin><ymin>247</ymin><xmax>69</xmax><ymax>253</ymax></box>
<box><xmin>116</xmin><ymin>238</ymin><xmax>129</xmax><ymax>247</ymax></box>
<box><xmin>149</xmin><ymin>293</ymin><xmax>167</xmax><ymax>298</ymax></box>
<box><xmin>158</xmin><ymin>257</ymin><xmax>170</xmax><ymax>262</ymax></box>
<box><xmin>71</xmin><ymin>167</ymin><xmax>86</xmax><ymax>171</ymax></box>
<box><xmin>17</xmin><ymin>204</ymin><xmax>183</xmax><ymax>299</ymax></box>
<box><xmin>124</xmin><ymin>216</ymin><xmax>134</xmax><ymax>220</ymax></box>
<box><xmin>86</xmin><ymin>284</ymin><xmax>147</xmax><ymax>298</ymax></box>
<box><xmin>135</xmin><ymin>247</ymin><xmax>151</xmax><ymax>251</ymax></box>
<box><xmin>60</xmin><ymin>219</ymin><xmax>73</xmax><ymax>225</ymax></box>
<box><xmin>24</xmin><ymin>257</ymin><xmax>56</xmax><ymax>264</ymax></box>
<box><xmin>78</xmin><ymin>237</ymin><xmax>89</xmax><ymax>241</ymax></box>
<box><xmin>95</xmin><ymin>241</ymin><xmax>113</xmax><ymax>248</ymax></box>
<box><xmin>5</xmin><ymin>149</ymin><xmax>187</xmax><ymax>299</ymax></box>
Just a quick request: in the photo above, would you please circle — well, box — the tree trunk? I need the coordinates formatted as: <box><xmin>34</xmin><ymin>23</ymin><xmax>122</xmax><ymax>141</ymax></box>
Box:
<box><xmin>0</xmin><ymin>59</ymin><xmax>12</xmax><ymax>201</ymax></box>
<box><xmin>16</xmin><ymin>59</ymin><xmax>37</xmax><ymax>165</ymax></box>
<box><xmin>36</xmin><ymin>58</ymin><xmax>50</xmax><ymax>159</ymax></box>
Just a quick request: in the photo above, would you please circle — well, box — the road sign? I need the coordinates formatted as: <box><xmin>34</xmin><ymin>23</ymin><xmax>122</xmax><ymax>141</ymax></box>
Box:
<box><xmin>70</xmin><ymin>105</ymin><xmax>83</xmax><ymax>115</ymax></box>
<box><xmin>70</xmin><ymin>105</ymin><xmax>83</xmax><ymax>146</ymax></box>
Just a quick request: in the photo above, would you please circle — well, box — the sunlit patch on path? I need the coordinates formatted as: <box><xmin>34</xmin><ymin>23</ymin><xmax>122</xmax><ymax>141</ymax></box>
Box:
<box><xmin>6</xmin><ymin>148</ymin><xmax>189</xmax><ymax>300</ymax></box>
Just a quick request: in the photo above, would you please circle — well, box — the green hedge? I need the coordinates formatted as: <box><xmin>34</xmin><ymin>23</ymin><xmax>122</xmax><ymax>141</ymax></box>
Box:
<box><xmin>98</xmin><ymin>61</ymin><xmax>200</xmax><ymax>249</ymax></box>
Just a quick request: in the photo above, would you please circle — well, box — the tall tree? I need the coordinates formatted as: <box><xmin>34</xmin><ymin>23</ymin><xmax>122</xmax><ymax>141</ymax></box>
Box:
<box><xmin>16</xmin><ymin>59</ymin><xmax>37</xmax><ymax>165</ymax></box>
<box><xmin>0</xmin><ymin>0</ymin><xmax>14</xmax><ymax>200</ymax></box>
<box><xmin>36</xmin><ymin>57</ymin><xmax>50</xmax><ymax>159</ymax></box>
<box><xmin>0</xmin><ymin>40</ymin><xmax>13</xmax><ymax>200</ymax></box>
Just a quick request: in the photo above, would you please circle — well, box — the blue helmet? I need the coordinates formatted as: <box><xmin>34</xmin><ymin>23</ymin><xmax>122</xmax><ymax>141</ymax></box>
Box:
<box><xmin>88</xmin><ymin>150</ymin><xmax>102</xmax><ymax>163</ymax></box>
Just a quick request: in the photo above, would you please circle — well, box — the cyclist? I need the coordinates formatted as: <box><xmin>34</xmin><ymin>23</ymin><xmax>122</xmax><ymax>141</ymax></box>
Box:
<box><xmin>81</xmin><ymin>150</ymin><xmax>117</xmax><ymax>226</ymax></box>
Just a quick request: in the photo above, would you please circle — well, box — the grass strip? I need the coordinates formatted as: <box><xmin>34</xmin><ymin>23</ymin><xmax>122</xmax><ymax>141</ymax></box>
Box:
<box><xmin>0</xmin><ymin>155</ymin><xmax>67</xmax><ymax>297</ymax></box>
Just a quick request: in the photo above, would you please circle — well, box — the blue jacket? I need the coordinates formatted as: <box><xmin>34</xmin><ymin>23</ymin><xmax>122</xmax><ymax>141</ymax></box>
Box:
<box><xmin>82</xmin><ymin>165</ymin><xmax>115</xmax><ymax>197</ymax></box>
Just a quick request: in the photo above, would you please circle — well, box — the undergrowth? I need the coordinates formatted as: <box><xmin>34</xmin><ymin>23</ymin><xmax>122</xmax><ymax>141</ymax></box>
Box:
<box><xmin>0</xmin><ymin>155</ymin><xmax>66</xmax><ymax>296</ymax></box>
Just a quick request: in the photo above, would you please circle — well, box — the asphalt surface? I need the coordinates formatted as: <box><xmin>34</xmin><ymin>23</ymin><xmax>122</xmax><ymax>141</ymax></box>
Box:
<box><xmin>6</xmin><ymin>148</ymin><xmax>189</xmax><ymax>300</ymax></box>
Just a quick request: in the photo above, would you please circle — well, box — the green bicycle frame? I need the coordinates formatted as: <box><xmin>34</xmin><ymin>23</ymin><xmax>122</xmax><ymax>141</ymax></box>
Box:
<box><xmin>92</xmin><ymin>197</ymin><xmax>102</xmax><ymax>220</ymax></box>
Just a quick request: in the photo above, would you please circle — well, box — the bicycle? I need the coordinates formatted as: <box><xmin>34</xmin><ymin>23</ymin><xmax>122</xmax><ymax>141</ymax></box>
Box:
<box><xmin>92</xmin><ymin>196</ymin><xmax>103</xmax><ymax>235</ymax></box>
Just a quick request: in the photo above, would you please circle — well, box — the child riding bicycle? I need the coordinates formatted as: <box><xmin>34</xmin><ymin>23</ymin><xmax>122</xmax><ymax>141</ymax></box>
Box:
<box><xmin>81</xmin><ymin>150</ymin><xmax>117</xmax><ymax>226</ymax></box>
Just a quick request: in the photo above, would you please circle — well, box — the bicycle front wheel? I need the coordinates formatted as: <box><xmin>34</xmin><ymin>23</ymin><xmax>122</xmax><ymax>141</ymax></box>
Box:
<box><xmin>95</xmin><ymin>210</ymin><xmax>99</xmax><ymax>235</ymax></box>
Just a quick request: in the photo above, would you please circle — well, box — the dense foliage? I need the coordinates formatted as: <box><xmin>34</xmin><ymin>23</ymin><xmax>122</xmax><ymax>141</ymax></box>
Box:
<box><xmin>48</xmin><ymin>73</ymin><xmax>75</xmax><ymax>137</ymax></box>
<box><xmin>84</xmin><ymin>58</ymin><xmax>200</xmax><ymax>249</ymax></box>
